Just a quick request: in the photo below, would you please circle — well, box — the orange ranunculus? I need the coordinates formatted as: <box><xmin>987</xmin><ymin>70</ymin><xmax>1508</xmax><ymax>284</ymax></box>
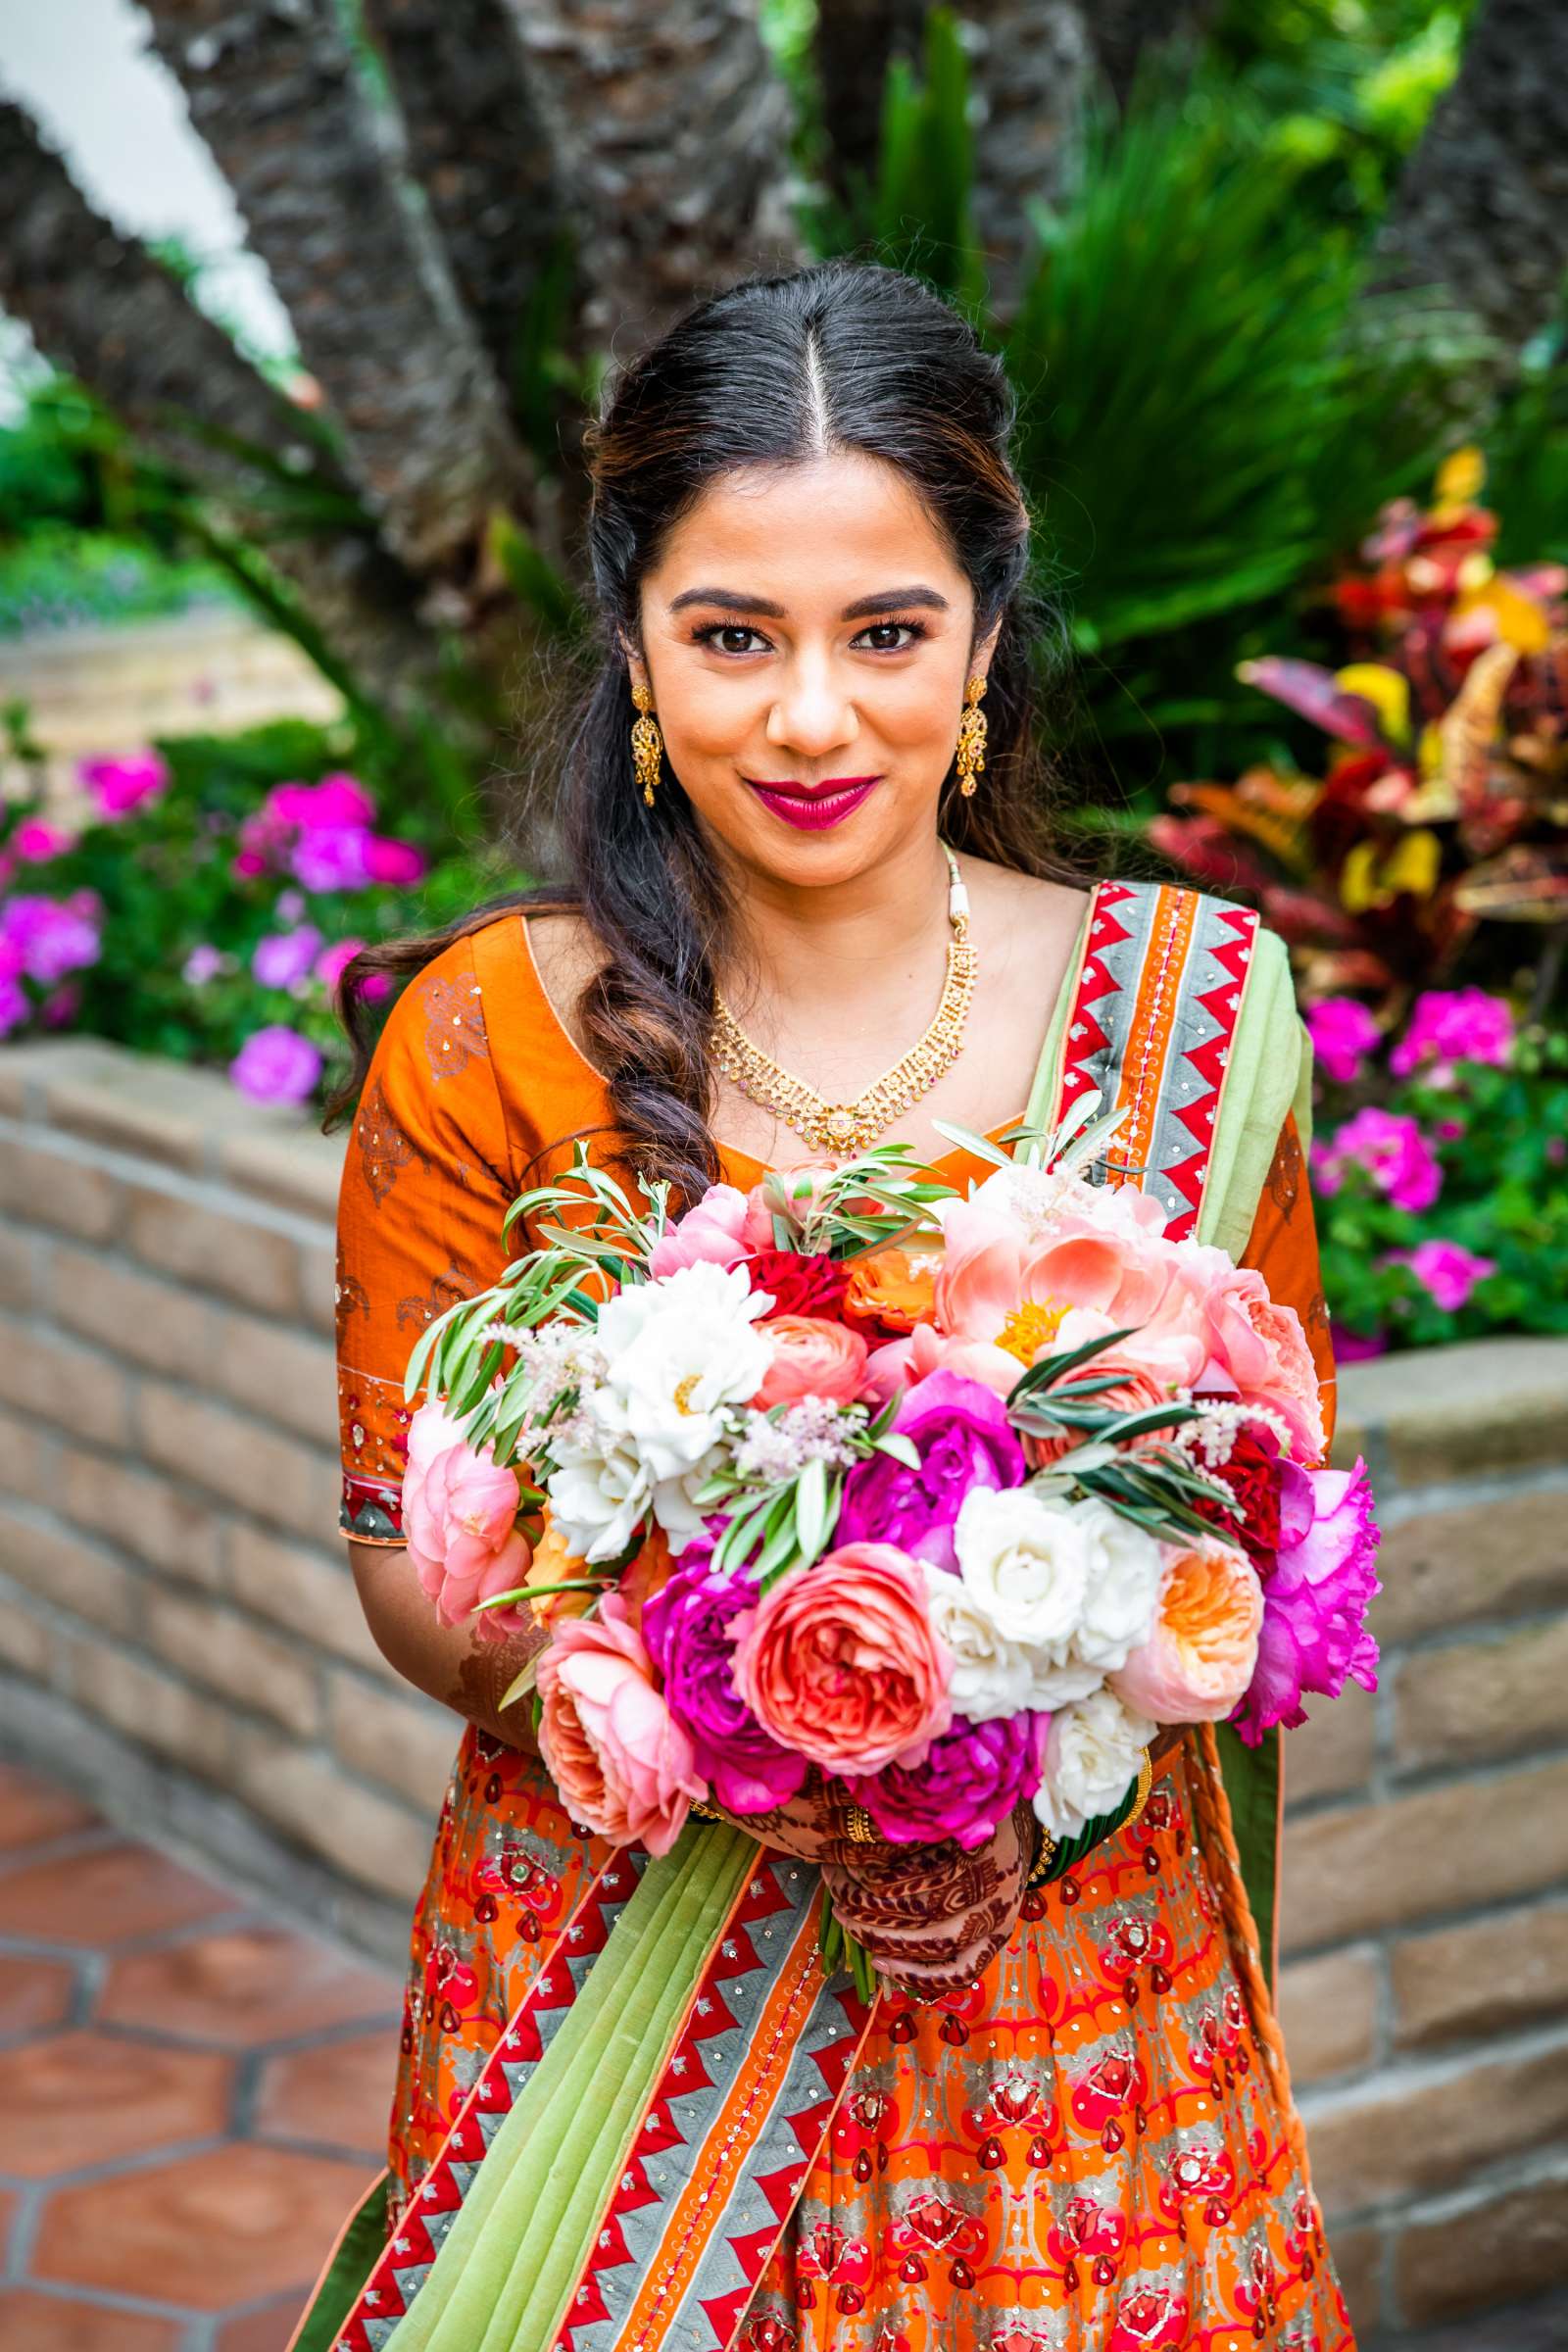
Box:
<box><xmin>749</xmin><ymin>1313</ymin><xmax>869</xmax><ymax>1409</ymax></box>
<box><xmin>730</xmin><ymin>1542</ymin><xmax>952</xmax><ymax>1776</ymax></box>
<box><xmin>1109</xmin><ymin>1537</ymin><xmax>1262</xmax><ymax>1722</ymax></box>
<box><xmin>521</xmin><ymin>1512</ymin><xmax>598</xmax><ymax>1628</ymax></box>
<box><xmin>844</xmin><ymin>1242</ymin><xmax>939</xmax><ymax>1332</ymax></box>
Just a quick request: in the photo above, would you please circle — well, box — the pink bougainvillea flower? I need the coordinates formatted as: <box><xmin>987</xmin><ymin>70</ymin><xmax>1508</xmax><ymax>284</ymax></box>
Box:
<box><xmin>535</xmin><ymin>1590</ymin><xmax>706</xmax><ymax>1854</ymax></box>
<box><xmin>749</xmin><ymin>1313</ymin><xmax>869</xmax><ymax>1408</ymax></box>
<box><xmin>228</xmin><ymin>1023</ymin><xmax>322</xmax><ymax>1105</ymax></box>
<box><xmin>1312</xmin><ymin>1107</ymin><xmax>1442</xmax><ymax>1212</ymax></box>
<box><xmin>1305</xmin><ymin>996</ymin><xmax>1381</xmax><ymax>1086</ymax></box>
<box><xmin>1230</xmin><ymin>1456</ymin><xmax>1381</xmax><ymax>1744</ymax></box>
<box><xmin>401</xmin><ymin>1395</ymin><xmax>535</xmax><ymax>1640</ymax></box>
<box><xmin>182</xmin><ymin>942</ymin><xmax>225</xmax><ymax>986</ymax></box>
<box><xmin>1383</xmin><ymin>1237</ymin><xmax>1495</xmax><ymax>1312</ymax></box>
<box><xmin>1390</xmin><ymin>987</ymin><xmax>1514</xmax><ymax>1083</ymax></box>
<box><xmin>364</xmin><ymin>835</ymin><xmax>427</xmax><ymax>886</ymax></box>
<box><xmin>0</xmin><ymin>891</ymin><xmax>102</xmax><ymax>984</ymax></box>
<box><xmin>649</xmin><ymin>1180</ymin><xmax>753</xmax><ymax>1276</ymax></box>
<box><xmin>730</xmin><ymin>1541</ymin><xmax>952</xmax><ymax>1776</ymax></box>
<box><xmin>79</xmin><ymin>749</ymin><xmax>171</xmax><ymax>817</ymax></box>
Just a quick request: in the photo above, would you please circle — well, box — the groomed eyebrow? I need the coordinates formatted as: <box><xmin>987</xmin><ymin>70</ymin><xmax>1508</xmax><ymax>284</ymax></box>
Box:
<box><xmin>667</xmin><ymin>584</ymin><xmax>951</xmax><ymax>619</ymax></box>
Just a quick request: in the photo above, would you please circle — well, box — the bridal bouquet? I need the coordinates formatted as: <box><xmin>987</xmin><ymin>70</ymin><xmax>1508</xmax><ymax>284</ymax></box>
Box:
<box><xmin>396</xmin><ymin>1099</ymin><xmax>1380</xmax><ymax>1990</ymax></box>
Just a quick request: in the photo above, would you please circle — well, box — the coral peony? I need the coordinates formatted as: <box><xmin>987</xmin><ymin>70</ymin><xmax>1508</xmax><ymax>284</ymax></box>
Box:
<box><xmin>854</xmin><ymin>1707</ymin><xmax>1049</xmax><ymax>1849</ymax></box>
<box><xmin>730</xmin><ymin>1542</ymin><xmax>952</xmax><ymax>1776</ymax></box>
<box><xmin>1110</xmin><ymin>1537</ymin><xmax>1263</xmax><ymax>1722</ymax></box>
<box><xmin>1230</xmin><ymin>1457</ymin><xmax>1381</xmax><ymax>1743</ymax></box>
<box><xmin>641</xmin><ymin>1528</ymin><xmax>808</xmax><ymax>1814</ymax></box>
<box><xmin>750</xmin><ymin>1314</ymin><xmax>869</xmax><ymax>1409</ymax></box>
<box><xmin>402</xmin><ymin>1397</ymin><xmax>534</xmax><ymax>1641</ymax></box>
<box><xmin>836</xmin><ymin>1367</ymin><xmax>1025</xmax><ymax>1570</ymax></box>
<box><xmin>535</xmin><ymin>1592</ymin><xmax>706</xmax><ymax>1854</ymax></box>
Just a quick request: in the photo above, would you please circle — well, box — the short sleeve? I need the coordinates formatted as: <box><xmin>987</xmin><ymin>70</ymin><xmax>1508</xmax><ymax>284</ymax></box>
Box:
<box><xmin>1235</xmin><ymin>1104</ymin><xmax>1338</xmax><ymax>1462</ymax></box>
<box><xmin>334</xmin><ymin>933</ymin><xmax>517</xmax><ymax>1542</ymax></box>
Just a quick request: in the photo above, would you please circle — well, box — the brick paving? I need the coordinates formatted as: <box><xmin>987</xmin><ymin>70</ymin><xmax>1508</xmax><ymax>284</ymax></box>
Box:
<box><xmin>0</xmin><ymin>1761</ymin><xmax>402</xmax><ymax>2349</ymax></box>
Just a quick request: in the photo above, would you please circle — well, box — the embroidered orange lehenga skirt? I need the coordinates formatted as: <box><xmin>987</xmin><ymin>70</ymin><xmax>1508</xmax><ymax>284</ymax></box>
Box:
<box><xmin>333</xmin><ymin>894</ymin><xmax>1353</xmax><ymax>2351</ymax></box>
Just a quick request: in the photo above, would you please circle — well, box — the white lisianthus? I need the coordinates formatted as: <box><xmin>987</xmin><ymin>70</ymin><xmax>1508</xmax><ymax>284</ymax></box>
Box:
<box><xmin>1033</xmin><ymin>1687</ymin><xmax>1158</xmax><ymax>1840</ymax></box>
<box><xmin>919</xmin><ymin>1562</ymin><xmax>1036</xmax><ymax>1724</ymax></box>
<box><xmin>545</xmin><ymin>1261</ymin><xmax>773</xmax><ymax>1561</ymax></box>
<box><xmin>952</xmin><ymin>1484</ymin><xmax>1091</xmax><ymax>1649</ymax></box>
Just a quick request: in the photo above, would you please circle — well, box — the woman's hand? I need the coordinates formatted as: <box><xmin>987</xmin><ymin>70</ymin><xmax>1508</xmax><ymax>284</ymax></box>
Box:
<box><xmin>820</xmin><ymin>1800</ymin><xmax>1038</xmax><ymax>2002</ymax></box>
<box><xmin>695</xmin><ymin>1766</ymin><xmax>871</xmax><ymax>1868</ymax></box>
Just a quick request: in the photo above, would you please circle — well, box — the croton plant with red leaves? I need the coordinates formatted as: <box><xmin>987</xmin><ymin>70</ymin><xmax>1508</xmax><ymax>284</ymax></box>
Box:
<box><xmin>1151</xmin><ymin>448</ymin><xmax>1568</xmax><ymax>1013</ymax></box>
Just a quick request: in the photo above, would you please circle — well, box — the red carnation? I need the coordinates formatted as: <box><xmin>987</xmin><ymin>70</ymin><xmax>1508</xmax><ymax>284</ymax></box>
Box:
<box><xmin>745</xmin><ymin>1247</ymin><xmax>850</xmax><ymax>1322</ymax></box>
<box><xmin>1189</xmin><ymin>1425</ymin><xmax>1283</xmax><ymax>1576</ymax></box>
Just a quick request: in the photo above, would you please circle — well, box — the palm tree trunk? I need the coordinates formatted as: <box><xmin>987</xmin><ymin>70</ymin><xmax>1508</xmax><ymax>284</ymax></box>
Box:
<box><xmin>962</xmin><ymin>0</ymin><xmax>1095</xmax><ymax>319</ymax></box>
<box><xmin>813</xmin><ymin>0</ymin><xmax>926</xmax><ymax>202</ymax></box>
<box><xmin>137</xmin><ymin>0</ymin><xmax>541</xmax><ymax>580</ymax></box>
<box><xmin>502</xmin><ymin>0</ymin><xmax>806</xmax><ymax>352</ymax></box>
<box><xmin>1374</xmin><ymin>0</ymin><xmax>1568</xmax><ymax>367</ymax></box>
<box><xmin>0</xmin><ymin>100</ymin><xmax>439</xmax><ymax>710</ymax></box>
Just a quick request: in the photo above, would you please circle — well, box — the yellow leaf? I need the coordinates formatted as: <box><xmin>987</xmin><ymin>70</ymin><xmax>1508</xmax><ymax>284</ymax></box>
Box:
<box><xmin>1452</xmin><ymin>572</ymin><xmax>1552</xmax><ymax>655</ymax></box>
<box><xmin>1435</xmin><ymin>445</ymin><xmax>1486</xmax><ymax>506</ymax></box>
<box><xmin>1339</xmin><ymin>830</ymin><xmax>1442</xmax><ymax>912</ymax></box>
<box><xmin>1336</xmin><ymin>663</ymin><xmax>1410</xmax><ymax>744</ymax></box>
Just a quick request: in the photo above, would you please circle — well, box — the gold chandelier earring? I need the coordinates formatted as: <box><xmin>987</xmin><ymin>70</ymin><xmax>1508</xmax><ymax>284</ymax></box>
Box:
<box><xmin>630</xmin><ymin>678</ymin><xmax>663</xmax><ymax>808</ymax></box>
<box><xmin>956</xmin><ymin>671</ymin><xmax>989</xmax><ymax>798</ymax></box>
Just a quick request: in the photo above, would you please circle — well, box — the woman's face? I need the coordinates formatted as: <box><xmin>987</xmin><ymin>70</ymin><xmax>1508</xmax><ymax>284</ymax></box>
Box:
<box><xmin>628</xmin><ymin>449</ymin><xmax>1001</xmax><ymax>889</ymax></box>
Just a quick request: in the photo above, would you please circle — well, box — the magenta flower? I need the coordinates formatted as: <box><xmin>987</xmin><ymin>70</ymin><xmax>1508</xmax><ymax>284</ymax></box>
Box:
<box><xmin>1330</xmin><ymin>1320</ymin><xmax>1389</xmax><ymax>1363</ymax></box>
<box><xmin>1390</xmin><ymin>987</ymin><xmax>1514</xmax><ymax>1084</ymax></box>
<box><xmin>852</xmin><ymin>1708</ymin><xmax>1049</xmax><ymax>1850</ymax></box>
<box><xmin>0</xmin><ymin>891</ymin><xmax>102</xmax><ymax>984</ymax></box>
<box><xmin>835</xmin><ymin>1367</ymin><xmax>1026</xmax><ymax>1572</ymax></box>
<box><xmin>0</xmin><ymin>970</ymin><xmax>28</xmax><ymax>1036</ymax></box>
<box><xmin>1230</xmin><ymin>1456</ymin><xmax>1381</xmax><ymax>1744</ymax></box>
<box><xmin>1312</xmin><ymin>1106</ymin><xmax>1442</xmax><ymax>1211</ymax></box>
<box><xmin>640</xmin><ymin>1530</ymin><xmax>808</xmax><ymax>1815</ymax></box>
<box><xmin>13</xmin><ymin>817</ymin><xmax>75</xmax><ymax>862</ymax></box>
<box><xmin>79</xmin><ymin>749</ymin><xmax>171</xmax><ymax>817</ymax></box>
<box><xmin>229</xmin><ymin>1024</ymin><xmax>322</xmax><ymax>1105</ymax></box>
<box><xmin>40</xmin><ymin>982</ymin><xmax>80</xmax><ymax>1028</ymax></box>
<box><xmin>272</xmin><ymin>772</ymin><xmax>376</xmax><ymax>830</ymax></box>
<box><xmin>1306</xmin><ymin>997</ymin><xmax>1381</xmax><ymax>1086</ymax></box>
<box><xmin>252</xmin><ymin>923</ymin><xmax>324</xmax><ymax>991</ymax></box>
<box><xmin>289</xmin><ymin>823</ymin><xmax>373</xmax><ymax>893</ymax></box>
<box><xmin>1384</xmin><ymin>1237</ymin><xmax>1495</xmax><ymax>1312</ymax></box>
<box><xmin>364</xmin><ymin>835</ymin><xmax>427</xmax><ymax>887</ymax></box>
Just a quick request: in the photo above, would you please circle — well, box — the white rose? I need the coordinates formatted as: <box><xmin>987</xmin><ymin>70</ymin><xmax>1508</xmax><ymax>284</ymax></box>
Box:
<box><xmin>599</xmin><ymin>1259</ymin><xmax>773</xmax><ymax>1482</ymax></box>
<box><xmin>546</xmin><ymin>1430</ymin><xmax>652</xmax><ymax>1563</ymax></box>
<box><xmin>1067</xmin><ymin>1497</ymin><xmax>1164</xmax><ymax>1673</ymax></box>
<box><xmin>920</xmin><ymin>1562</ymin><xmax>1036</xmax><ymax>1724</ymax></box>
<box><xmin>1033</xmin><ymin>1687</ymin><xmax>1157</xmax><ymax>1840</ymax></box>
<box><xmin>953</xmin><ymin>1485</ymin><xmax>1091</xmax><ymax>1649</ymax></box>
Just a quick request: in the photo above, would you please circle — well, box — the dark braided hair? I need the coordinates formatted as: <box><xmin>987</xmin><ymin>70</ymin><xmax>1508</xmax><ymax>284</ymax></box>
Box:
<box><xmin>323</xmin><ymin>259</ymin><xmax>1089</xmax><ymax>1205</ymax></box>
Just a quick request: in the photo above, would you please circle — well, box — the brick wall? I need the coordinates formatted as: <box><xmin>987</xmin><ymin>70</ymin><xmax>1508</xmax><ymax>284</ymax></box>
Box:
<box><xmin>2</xmin><ymin>1035</ymin><xmax>1565</xmax><ymax>2345</ymax></box>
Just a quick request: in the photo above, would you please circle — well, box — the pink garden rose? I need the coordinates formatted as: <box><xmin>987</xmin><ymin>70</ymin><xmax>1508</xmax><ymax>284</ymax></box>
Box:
<box><xmin>1110</xmin><ymin>1536</ymin><xmax>1263</xmax><ymax>1721</ymax></box>
<box><xmin>749</xmin><ymin>1313</ymin><xmax>869</xmax><ymax>1409</ymax></box>
<box><xmin>401</xmin><ymin>1396</ymin><xmax>534</xmax><ymax>1641</ymax></box>
<box><xmin>730</xmin><ymin>1541</ymin><xmax>952</xmax><ymax>1776</ymax></box>
<box><xmin>535</xmin><ymin>1590</ymin><xmax>706</xmax><ymax>1855</ymax></box>
<box><xmin>1195</xmin><ymin>1260</ymin><xmax>1326</xmax><ymax>1461</ymax></box>
<box><xmin>649</xmin><ymin>1180</ymin><xmax>752</xmax><ymax>1276</ymax></box>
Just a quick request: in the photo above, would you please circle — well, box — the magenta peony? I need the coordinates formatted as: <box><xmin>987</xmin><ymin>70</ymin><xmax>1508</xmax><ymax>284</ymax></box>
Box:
<box><xmin>535</xmin><ymin>1591</ymin><xmax>706</xmax><ymax>1854</ymax></box>
<box><xmin>1229</xmin><ymin>1456</ymin><xmax>1381</xmax><ymax>1744</ymax></box>
<box><xmin>641</xmin><ymin>1531</ymin><xmax>808</xmax><ymax>1814</ymax></box>
<box><xmin>851</xmin><ymin>1707</ymin><xmax>1048</xmax><ymax>1849</ymax></box>
<box><xmin>835</xmin><ymin>1367</ymin><xmax>1025</xmax><ymax>1569</ymax></box>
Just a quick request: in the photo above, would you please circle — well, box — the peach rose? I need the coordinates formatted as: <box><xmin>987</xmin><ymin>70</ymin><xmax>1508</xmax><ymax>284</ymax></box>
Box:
<box><xmin>535</xmin><ymin>1591</ymin><xmax>706</xmax><ymax>1855</ymax></box>
<box><xmin>730</xmin><ymin>1541</ymin><xmax>952</xmax><ymax>1775</ymax></box>
<box><xmin>750</xmin><ymin>1313</ymin><xmax>869</xmax><ymax>1409</ymax></box>
<box><xmin>1109</xmin><ymin>1536</ymin><xmax>1263</xmax><ymax>1722</ymax></box>
<box><xmin>403</xmin><ymin>1396</ymin><xmax>533</xmax><ymax>1642</ymax></box>
<box><xmin>1199</xmin><ymin>1262</ymin><xmax>1326</xmax><ymax>1461</ymax></box>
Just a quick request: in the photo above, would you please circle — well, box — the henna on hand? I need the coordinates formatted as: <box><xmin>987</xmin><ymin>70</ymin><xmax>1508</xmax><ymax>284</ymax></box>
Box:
<box><xmin>820</xmin><ymin>1801</ymin><xmax>1037</xmax><ymax>2000</ymax></box>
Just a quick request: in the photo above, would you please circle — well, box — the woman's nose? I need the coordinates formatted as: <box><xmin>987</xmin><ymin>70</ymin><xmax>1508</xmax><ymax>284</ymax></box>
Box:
<box><xmin>764</xmin><ymin>658</ymin><xmax>859</xmax><ymax>756</ymax></box>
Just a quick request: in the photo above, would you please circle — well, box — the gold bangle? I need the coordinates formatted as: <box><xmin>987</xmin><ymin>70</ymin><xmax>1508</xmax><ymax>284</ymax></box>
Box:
<box><xmin>1125</xmin><ymin>1746</ymin><xmax>1154</xmax><ymax>1829</ymax></box>
<box><xmin>844</xmin><ymin>1802</ymin><xmax>879</xmax><ymax>1843</ymax></box>
<box><xmin>690</xmin><ymin>1797</ymin><xmax>726</xmax><ymax>1823</ymax></box>
<box><xmin>1024</xmin><ymin>1824</ymin><xmax>1057</xmax><ymax>1889</ymax></box>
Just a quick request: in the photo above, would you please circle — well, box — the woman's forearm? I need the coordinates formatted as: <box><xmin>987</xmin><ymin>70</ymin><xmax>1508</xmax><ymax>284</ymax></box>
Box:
<box><xmin>348</xmin><ymin>1539</ymin><xmax>545</xmax><ymax>1754</ymax></box>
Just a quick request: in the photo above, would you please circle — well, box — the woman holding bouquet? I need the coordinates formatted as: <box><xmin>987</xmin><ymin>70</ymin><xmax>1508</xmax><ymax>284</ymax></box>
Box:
<box><xmin>299</xmin><ymin>261</ymin><xmax>1367</xmax><ymax>2352</ymax></box>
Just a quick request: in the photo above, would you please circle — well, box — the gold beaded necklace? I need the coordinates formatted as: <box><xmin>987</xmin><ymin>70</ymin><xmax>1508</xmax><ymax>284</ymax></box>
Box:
<box><xmin>710</xmin><ymin>841</ymin><xmax>977</xmax><ymax>1161</ymax></box>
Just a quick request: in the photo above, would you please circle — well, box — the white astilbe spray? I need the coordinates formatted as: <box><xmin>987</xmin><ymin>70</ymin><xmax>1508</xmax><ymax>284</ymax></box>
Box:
<box><xmin>732</xmin><ymin>1396</ymin><xmax>867</xmax><ymax>1483</ymax></box>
